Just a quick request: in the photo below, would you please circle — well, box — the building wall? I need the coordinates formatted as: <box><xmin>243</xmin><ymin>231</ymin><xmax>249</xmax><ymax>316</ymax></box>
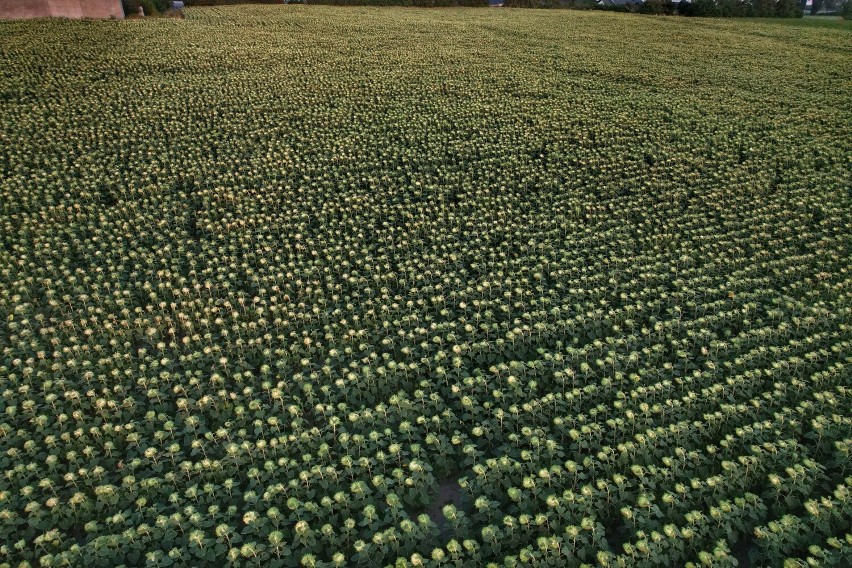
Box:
<box><xmin>0</xmin><ymin>0</ymin><xmax>124</xmax><ymax>20</ymax></box>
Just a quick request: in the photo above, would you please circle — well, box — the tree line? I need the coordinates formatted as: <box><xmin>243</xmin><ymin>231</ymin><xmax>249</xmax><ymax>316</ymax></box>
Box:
<box><xmin>118</xmin><ymin>0</ymin><xmax>852</xmax><ymax>17</ymax></box>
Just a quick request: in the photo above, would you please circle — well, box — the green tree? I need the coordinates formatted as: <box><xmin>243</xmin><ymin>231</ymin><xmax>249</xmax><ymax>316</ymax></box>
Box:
<box><xmin>776</xmin><ymin>0</ymin><xmax>803</xmax><ymax>16</ymax></box>
<box><xmin>753</xmin><ymin>0</ymin><xmax>776</xmax><ymax>16</ymax></box>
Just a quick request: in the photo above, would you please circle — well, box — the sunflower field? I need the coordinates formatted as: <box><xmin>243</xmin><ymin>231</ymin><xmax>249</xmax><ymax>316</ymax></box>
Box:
<box><xmin>0</xmin><ymin>6</ymin><xmax>850</xmax><ymax>567</ymax></box>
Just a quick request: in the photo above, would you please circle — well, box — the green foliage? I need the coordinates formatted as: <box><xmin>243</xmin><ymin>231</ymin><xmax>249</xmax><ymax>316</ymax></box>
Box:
<box><xmin>123</xmin><ymin>0</ymin><xmax>170</xmax><ymax>16</ymax></box>
<box><xmin>0</xmin><ymin>5</ymin><xmax>849</xmax><ymax>567</ymax></box>
<box><xmin>677</xmin><ymin>0</ymin><xmax>802</xmax><ymax>16</ymax></box>
<box><xmin>679</xmin><ymin>0</ymin><xmax>721</xmax><ymax>15</ymax></box>
<box><xmin>639</xmin><ymin>0</ymin><xmax>676</xmax><ymax>14</ymax></box>
<box><xmin>184</xmin><ymin>0</ymin><xmax>283</xmax><ymax>5</ymax></box>
<box><xmin>775</xmin><ymin>0</ymin><xmax>804</xmax><ymax>17</ymax></box>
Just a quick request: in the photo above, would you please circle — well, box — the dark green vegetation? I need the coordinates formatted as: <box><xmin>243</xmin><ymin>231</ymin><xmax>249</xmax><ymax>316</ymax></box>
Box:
<box><xmin>1</xmin><ymin>6</ymin><xmax>851</xmax><ymax>567</ymax></box>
